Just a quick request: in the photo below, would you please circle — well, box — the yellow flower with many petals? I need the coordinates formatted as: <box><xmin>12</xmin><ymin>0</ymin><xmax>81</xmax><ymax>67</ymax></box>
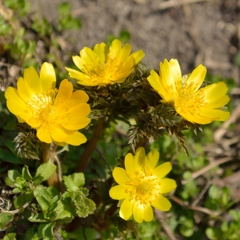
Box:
<box><xmin>109</xmin><ymin>147</ymin><xmax>176</xmax><ymax>223</ymax></box>
<box><xmin>65</xmin><ymin>39</ymin><xmax>145</xmax><ymax>86</ymax></box>
<box><xmin>147</xmin><ymin>59</ymin><xmax>230</xmax><ymax>124</ymax></box>
<box><xmin>5</xmin><ymin>62</ymin><xmax>91</xmax><ymax>146</ymax></box>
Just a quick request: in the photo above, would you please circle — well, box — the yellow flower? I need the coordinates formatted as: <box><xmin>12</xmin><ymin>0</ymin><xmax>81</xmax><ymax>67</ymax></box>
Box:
<box><xmin>109</xmin><ymin>147</ymin><xmax>176</xmax><ymax>223</ymax></box>
<box><xmin>65</xmin><ymin>39</ymin><xmax>145</xmax><ymax>86</ymax></box>
<box><xmin>5</xmin><ymin>62</ymin><xmax>91</xmax><ymax>146</ymax></box>
<box><xmin>147</xmin><ymin>59</ymin><xmax>230</xmax><ymax>124</ymax></box>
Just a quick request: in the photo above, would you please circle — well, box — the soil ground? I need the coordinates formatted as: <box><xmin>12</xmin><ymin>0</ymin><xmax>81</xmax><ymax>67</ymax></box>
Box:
<box><xmin>32</xmin><ymin>0</ymin><xmax>240</xmax><ymax>82</ymax></box>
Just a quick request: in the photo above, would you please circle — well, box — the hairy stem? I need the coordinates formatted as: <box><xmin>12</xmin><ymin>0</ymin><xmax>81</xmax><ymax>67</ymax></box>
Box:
<box><xmin>54</xmin><ymin>155</ymin><xmax>64</xmax><ymax>192</ymax></box>
<box><xmin>42</xmin><ymin>143</ymin><xmax>60</xmax><ymax>189</ymax></box>
<box><xmin>75</xmin><ymin>118</ymin><xmax>105</xmax><ymax>172</ymax></box>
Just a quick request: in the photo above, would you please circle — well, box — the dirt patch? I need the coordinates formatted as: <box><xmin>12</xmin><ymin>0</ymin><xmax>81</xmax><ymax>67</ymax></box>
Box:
<box><xmin>33</xmin><ymin>0</ymin><xmax>240</xmax><ymax>83</ymax></box>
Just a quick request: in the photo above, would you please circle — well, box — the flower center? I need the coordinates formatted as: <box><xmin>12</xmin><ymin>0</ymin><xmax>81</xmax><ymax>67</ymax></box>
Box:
<box><xmin>174</xmin><ymin>76</ymin><xmax>206</xmax><ymax>114</ymax></box>
<box><xmin>126</xmin><ymin>170</ymin><xmax>160</xmax><ymax>205</ymax></box>
<box><xmin>84</xmin><ymin>56</ymin><xmax>122</xmax><ymax>85</ymax></box>
<box><xmin>26</xmin><ymin>90</ymin><xmax>58</xmax><ymax>127</ymax></box>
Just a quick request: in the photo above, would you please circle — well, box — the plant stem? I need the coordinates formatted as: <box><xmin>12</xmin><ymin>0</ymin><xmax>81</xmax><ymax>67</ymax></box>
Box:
<box><xmin>54</xmin><ymin>155</ymin><xmax>64</xmax><ymax>192</ymax></box>
<box><xmin>75</xmin><ymin>118</ymin><xmax>105</xmax><ymax>172</ymax></box>
<box><xmin>42</xmin><ymin>143</ymin><xmax>60</xmax><ymax>189</ymax></box>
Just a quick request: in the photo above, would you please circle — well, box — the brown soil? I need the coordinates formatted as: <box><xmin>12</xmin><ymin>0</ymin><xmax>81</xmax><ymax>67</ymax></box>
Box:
<box><xmin>33</xmin><ymin>0</ymin><xmax>240</xmax><ymax>82</ymax></box>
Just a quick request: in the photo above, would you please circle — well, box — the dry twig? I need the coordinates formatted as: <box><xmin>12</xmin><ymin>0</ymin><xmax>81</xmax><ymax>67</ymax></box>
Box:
<box><xmin>181</xmin><ymin>156</ymin><xmax>233</xmax><ymax>185</ymax></box>
<box><xmin>158</xmin><ymin>0</ymin><xmax>217</xmax><ymax>10</ymax></box>
<box><xmin>155</xmin><ymin>210</ymin><xmax>177</xmax><ymax>240</ymax></box>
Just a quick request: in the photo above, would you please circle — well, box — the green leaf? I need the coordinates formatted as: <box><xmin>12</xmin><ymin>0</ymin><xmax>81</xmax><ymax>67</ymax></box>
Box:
<box><xmin>33</xmin><ymin>186</ymin><xmax>60</xmax><ymax>214</ymax></box>
<box><xmin>3</xmin><ymin>233</ymin><xmax>16</xmax><ymax>240</ymax></box>
<box><xmin>12</xmin><ymin>188</ymin><xmax>22</xmax><ymax>194</ymax></box>
<box><xmin>66</xmin><ymin>190</ymin><xmax>96</xmax><ymax>218</ymax></box>
<box><xmin>33</xmin><ymin>186</ymin><xmax>52</xmax><ymax>203</ymax></box>
<box><xmin>179</xmin><ymin>217</ymin><xmax>194</xmax><ymax>237</ymax></box>
<box><xmin>28</xmin><ymin>213</ymin><xmax>47</xmax><ymax>223</ymax></box>
<box><xmin>63</xmin><ymin>173</ymin><xmax>85</xmax><ymax>192</ymax></box>
<box><xmin>209</xmin><ymin>185</ymin><xmax>219</xmax><ymax>199</ymax></box>
<box><xmin>7</xmin><ymin>169</ymin><xmax>21</xmax><ymax>182</ymax></box>
<box><xmin>14</xmin><ymin>176</ymin><xmax>27</xmax><ymax>189</ymax></box>
<box><xmin>0</xmin><ymin>17</ymin><xmax>12</xmax><ymax>35</ymax></box>
<box><xmin>38</xmin><ymin>222</ymin><xmax>56</xmax><ymax>240</ymax></box>
<box><xmin>5</xmin><ymin>177</ymin><xmax>15</xmax><ymax>188</ymax></box>
<box><xmin>229</xmin><ymin>210</ymin><xmax>240</xmax><ymax>221</ymax></box>
<box><xmin>13</xmin><ymin>191</ymin><xmax>33</xmax><ymax>208</ymax></box>
<box><xmin>0</xmin><ymin>148</ymin><xmax>22</xmax><ymax>164</ymax></box>
<box><xmin>221</xmin><ymin>186</ymin><xmax>230</xmax><ymax>205</ymax></box>
<box><xmin>47</xmin><ymin>198</ymin><xmax>73</xmax><ymax>221</ymax></box>
<box><xmin>22</xmin><ymin>165</ymin><xmax>32</xmax><ymax>181</ymax></box>
<box><xmin>119</xmin><ymin>30</ymin><xmax>131</xmax><ymax>43</ymax></box>
<box><xmin>58</xmin><ymin>2</ymin><xmax>71</xmax><ymax>15</ymax></box>
<box><xmin>205</xmin><ymin>228</ymin><xmax>222</xmax><ymax>240</ymax></box>
<box><xmin>221</xmin><ymin>221</ymin><xmax>228</xmax><ymax>232</ymax></box>
<box><xmin>33</xmin><ymin>162</ymin><xmax>56</xmax><ymax>185</ymax></box>
<box><xmin>0</xmin><ymin>212</ymin><xmax>14</xmax><ymax>231</ymax></box>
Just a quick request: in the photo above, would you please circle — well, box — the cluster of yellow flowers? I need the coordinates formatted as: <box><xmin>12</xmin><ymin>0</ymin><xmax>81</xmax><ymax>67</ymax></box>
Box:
<box><xmin>4</xmin><ymin>39</ymin><xmax>230</xmax><ymax>223</ymax></box>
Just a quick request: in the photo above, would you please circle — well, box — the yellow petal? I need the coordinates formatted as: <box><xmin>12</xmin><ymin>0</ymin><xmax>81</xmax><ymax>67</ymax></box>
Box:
<box><xmin>159</xmin><ymin>60</ymin><xmax>177</xmax><ymax>100</ymax></box>
<box><xmin>187</xmin><ymin>64</ymin><xmax>206</xmax><ymax>91</ymax></box>
<box><xmin>66</xmin><ymin>103</ymin><xmax>91</xmax><ymax>116</ymax></box>
<box><xmin>65</xmin><ymin>67</ymin><xmax>93</xmax><ymax>86</ymax></box>
<box><xmin>203</xmin><ymin>82</ymin><xmax>230</xmax><ymax>108</ymax></box>
<box><xmin>72</xmin><ymin>55</ymin><xmax>86</xmax><ymax>70</ymax></box>
<box><xmin>68</xmin><ymin>90</ymin><xmax>89</xmax><ymax>105</ymax></box>
<box><xmin>133</xmin><ymin>202</ymin><xmax>144</xmax><ymax>223</ymax></box>
<box><xmin>204</xmin><ymin>82</ymin><xmax>228</xmax><ymax>97</ymax></box>
<box><xmin>51</xmin><ymin>126</ymin><xmax>69</xmax><ymax>142</ymax></box>
<box><xmin>143</xmin><ymin>204</ymin><xmax>153</xmax><ymax>222</ymax></box>
<box><xmin>147</xmin><ymin>70</ymin><xmax>161</xmax><ymax>92</ymax></box>
<box><xmin>5</xmin><ymin>87</ymin><xmax>30</xmax><ymax>119</ymax></box>
<box><xmin>112</xmin><ymin>167</ymin><xmax>131</xmax><ymax>184</ymax></box>
<box><xmin>134</xmin><ymin>147</ymin><xmax>145</xmax><ymax>170</ymax></box>
<box><xmin>119</xmin><ymin>197</ymin><xmax>133</xmax><ymax>220</ymax></box>
<box><xmin>169</xmin><ymin>59</ymin><xmax>182</xmax><ymax>83</ymax></box>
<box><xmin>61</xmin><ymin>116</ymin><xmax>91</xmax><ymax>130</ymax></box>
<box><xmin>77</xmin><ymin>78</ymin><xmax>96</xmax><ymax>86</ymax></box>
<box><xmin>93</xmin><ymin>42</ymin><xmax>108</xmax><ymax>63</ymax></box>
<box><xmin>66</xmin><ymin>131</ymin><xmax>87</xmax><ymax>146</ymax></box>
<box><xmin>179</xmin><ymin>109</ymin><xmax>212</xmax><ymax>124</ymax></box>
<box><xmin>152</xmin><ymin>195</ymin><xmax>172</xmax><ymax>211</ymax></box>
<box><xmin>23</xmin><ymin>66</ymin><xmax>41</xmax><ymax>94</ymax></box>
<box><xmin>132</xmin><ymin>50</ymin><xmax>145</xmax><ymax>64</ymax></box>
<box><xmin>200</xmin><ymin>108</ymin><xmax>230</xmax><ymax>121</ymax></box>
<box><xmin>109</xmin><ymin>39</ymin><xmax>122</xmax><ymax>58</ymax></box>
<box><xmin>5</xmin><ymin>86</ymin><xmax>16</xmax><ymax>99</ymax></box>
<box><xmin>80</xmin><ymin>47</ymin><xmax>98</xmax><ymax>63</ymax></box>
<box><xmin>160</xmin><ymin>60</ymin><xmax>172</xmax><ymax>85</ymax></box>
<box><xmin>37</xmin><ymin>127</ymin><xmax>52</xmax><ymax>143</ymax></box>
<box><xmin>152</xmin><ymin>162</ymin><xmax>172</xmax><ymax>179</ymax></box>
<box><xmin>208</xmin><ymin>95</ymin><xmax>230</xmax><ymax>109</ymax></box>
<box><xmin>146</xmin><ymin>150</ymin><xmax>159</xmax><ymax>170</ymax></box>
<box><xmin>17</xmin><ymin>77</ymin><xmax>34</xmax><ymax>101</ymax></box>
<box><xmin>160</xmin><ymin>178</ymin><xmax>177</xmax><ymax>194</ymax></box>
<box><xmin>54</xmin><ymin>80</ymin><xmax>73</xmax><ymax>105</ymax></box>
<box><xmin>39</xmin><ymin>62</ymin><xmax>56</xmax><ymax>92</ymax></box>
<box><xmin>124</xmin><ymin>153</ymin><xmax>134</xmax><ymax>176</ymax></box>
<box><xmin>27</xmin><ymin>117</ymin><xmax>42</xmax><ymax>128</ymax></box>
<box><xmin>118</xmin><ymin>43</ymin><xmax>132</xmax><ymax>62</ymax></box>
<box><xmin>112</xmin><ymin>56</ymin><xmax>134</xmax><ymax>79</ymax></box>
<box><xmin>109</xmin><ymin>185</ymin><xmax>128</xmax><ymax>200</ymax></box>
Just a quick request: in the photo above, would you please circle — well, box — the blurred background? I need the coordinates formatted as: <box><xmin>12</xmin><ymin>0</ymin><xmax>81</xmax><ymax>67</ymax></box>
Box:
<box><xmin>1</xmin><ymin>0</ymin><xmax>240</xmax><ymax>239</ymax></box>
<box><xmin>31</xmin><ymin>0</ymin><xmax>240</xmax><ymax>80</ymax></box>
